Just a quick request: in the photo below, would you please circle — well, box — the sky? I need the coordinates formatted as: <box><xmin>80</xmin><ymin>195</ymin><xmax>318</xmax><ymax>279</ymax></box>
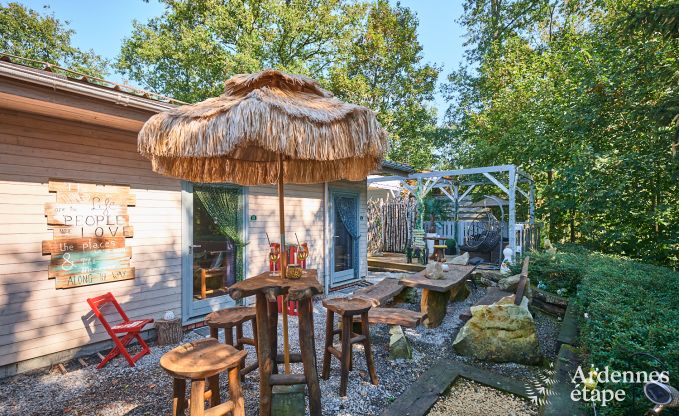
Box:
<box><xmin>15</xmin><ymin>0</ymin><xmax>467</xmax><ymax>119</ymax></box>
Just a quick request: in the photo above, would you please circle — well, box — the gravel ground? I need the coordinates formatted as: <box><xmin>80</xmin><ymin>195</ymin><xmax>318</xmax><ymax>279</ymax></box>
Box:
<box><xmin>428</xmin><ymin>379</ymin><xmax>538</xmax><ymax>416</ymax></box>
<box><xmin>0</xmin><ymin>275</ymin><xmax>560</xmax><ymax>416</ymax></box>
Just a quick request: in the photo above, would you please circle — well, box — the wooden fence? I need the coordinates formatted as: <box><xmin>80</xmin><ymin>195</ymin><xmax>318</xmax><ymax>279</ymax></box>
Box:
<box><xmin>367</xmin><ymin>198</ymin><xmax>417</xmax><ymax>254</ymax></box>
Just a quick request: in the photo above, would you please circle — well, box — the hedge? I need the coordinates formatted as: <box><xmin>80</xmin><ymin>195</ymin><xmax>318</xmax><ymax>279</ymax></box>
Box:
<box><xmin>516</xmin><ymin>246</ymin><xmax>679</xmax><ymax>414</ymax></box>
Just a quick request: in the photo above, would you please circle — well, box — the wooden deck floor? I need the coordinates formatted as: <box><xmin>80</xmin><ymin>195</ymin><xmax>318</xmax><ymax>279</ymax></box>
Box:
<box><xmin>368</xmin><ymin>252</ymin><xmax>426</xmax><ymax>272</ymax></box>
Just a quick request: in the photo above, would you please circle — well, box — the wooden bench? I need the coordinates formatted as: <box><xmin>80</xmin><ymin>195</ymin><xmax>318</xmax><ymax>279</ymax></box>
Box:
<box><xmin>349</xmin><ymin>278</ymin><xmax>425</xmax><ymax>360</ymax></box>
<box><xmin>352</xmin><ymin>278</ymin><xmax>404</xmax><ymax>307</ymax></box>
<box><xmin>352</xmin><ymin>307</ymin><xmax>424</xmax><ymax>328</ymax></box>
<box><xmin>459</xmin><ymin>257</ymin><xmax>530</xmax><ymax>323</ymax></box>
<box><xmin>352</xmin><ymin>278</ymin><xmax>426</xmax><ymax>327</ymax></box>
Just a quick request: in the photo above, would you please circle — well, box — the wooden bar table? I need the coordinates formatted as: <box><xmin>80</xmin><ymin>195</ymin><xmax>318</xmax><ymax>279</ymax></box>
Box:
<box><xmin>399</xmin><ymin>265</ymin><xmax>476</xmax><ymax>328</ymax></box>
<box><xmin>228</xmin><ymin>270</ymin><xmax>323</xmax><ymax>416</ymax></box>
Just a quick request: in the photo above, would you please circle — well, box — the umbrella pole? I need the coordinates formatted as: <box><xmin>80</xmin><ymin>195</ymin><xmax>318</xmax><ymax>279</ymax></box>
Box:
<box><xmin>278</xmin><ymin>154</ymin><xmax>291</xmax><ymax>374</ymax></box>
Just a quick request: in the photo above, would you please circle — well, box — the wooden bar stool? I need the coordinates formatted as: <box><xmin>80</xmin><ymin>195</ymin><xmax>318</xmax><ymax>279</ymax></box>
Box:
<box><xmin>321</xmin><ymin>297</ymin><xmax>378</xmax><ymax>396</ymax></box>
<box><xmin>160</xmin><ymin>338</ymin><xmax>246</xmax><ymax>416</ymax></box>
<box><xmin>205</xmin><ymin>307</ymin><xmax>258</xmax><ymax>379</ymax></box>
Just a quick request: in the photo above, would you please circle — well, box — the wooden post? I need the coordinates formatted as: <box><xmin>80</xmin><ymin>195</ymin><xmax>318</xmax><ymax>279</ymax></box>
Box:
<box><xmin>208</xmin><ymin>375</ymin><xmax>221</xmax><ymax>407</ymax></box>
<box><xmin>190</xmin><ymin>379</ymin><xmax>206</xmax><ymax>416</ymax></box>
<box><xmin>299</xmin><ymin>298</ymin><xmax>322</xmax><ymax>415</ymax></box>
<box><xmin>278</xmin><ymin>153</ymin><xmax>291</xmax><ymax>374</ymax></box>
<box><xmin>172</xmin><ymin>378</ymin><xmax>186</xmax><ymax>416</ymax></box>
<box><xmin>228</xmin><ymin>365</ymin><xmax>245</xmax><ymax>416</ymax></box>
<box><xmin>340</xmin><ymin>315</ymin><xmax>352</xmax><ymax>397</ymax></box>
<box><xmin>361</xmin><ymin>312</ymin><xmax>378</xmax><ymax>385</ymax></box>
<box><xmin>256</xmin><ymin>293</ymin><xmax>273</xmax><ymax>416</ymax></box>
<box><xmin>421</xmin><ymin>289</ymin><xmax>448</xmax><ymax>328</ymax></box>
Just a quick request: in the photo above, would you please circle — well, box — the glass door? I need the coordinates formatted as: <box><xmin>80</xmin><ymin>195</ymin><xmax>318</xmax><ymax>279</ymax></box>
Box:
<box><xmin>331</xmin><ymin>191</ymin><xmax>359</xmax><ymax>285</ymax></box>
<box><xmin>182</xmin><ymin>182</ymin><xmax>245</xmax><ymax>321</ymax></box>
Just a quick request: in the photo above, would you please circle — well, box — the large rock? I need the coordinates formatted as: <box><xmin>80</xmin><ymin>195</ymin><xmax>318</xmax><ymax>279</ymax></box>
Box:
<box><xmin>472</xmin><ymin>269</ymin><xmax>503</xmax><ymax>287</ymax></box>
<box><xmin>388</xmin><ymin>325</ymin><xmax>413</xmax><ymax>360</ymax></box>
<box><xmin>498</xmin><ymin>273</ymin><xmax>522</xmax><ymax>292</ymax></box>
<box><xmin>448</xmin><ymin>252</ymin><xmax>469</xmax><ymax>265</ymax></box>
<box><xmin>453</xmin><ymin>297</ymin><xmax>542</xmax><ymax>365</ymax></box>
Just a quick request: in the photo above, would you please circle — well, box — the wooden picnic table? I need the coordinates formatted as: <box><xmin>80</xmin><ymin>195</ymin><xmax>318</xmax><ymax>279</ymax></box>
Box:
<box><xmin>399</xmin><ymin>264</ymin><xmax>476</xmax><ymax>328</ymax></box>
<box><xmin>228</xmin><ymin>270</ymin><xmax>323</xmax><ymax>416</ymax></box>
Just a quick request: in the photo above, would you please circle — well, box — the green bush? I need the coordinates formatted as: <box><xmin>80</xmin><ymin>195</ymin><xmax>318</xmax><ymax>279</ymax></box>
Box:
<box><xmin>510</xmin><ymin>245</ymin><xmax>590</xmax><ymax>297</ymax></box>
<box><xmin>522</xmin><ymin>246</ymin><xmax>679</xmax><ymax>414</ymax></box>
<box><xmin>574</xmin><ymin>252</ymin><xmax>679</xmax><ymax>415</ymax></box>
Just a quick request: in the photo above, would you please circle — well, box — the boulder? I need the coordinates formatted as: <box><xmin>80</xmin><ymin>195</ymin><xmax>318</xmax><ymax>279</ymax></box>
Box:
<box><xmin>472</xmin><ymin>269</ymin><xmax>503</xmax><ymax>285</ymax></box>
<box><xmin>453</xmin><ymin>297</ymin><xmax>542</xmax><ymax>365</ymax></box>
<box><xmin>388</xmin><ymin>325</ymin><xmax>412</xmax><ymax>360</ymax></box>
<box><xmin>448</xmin><ymin>252</ymin><xmax>469</xmax><ymax>265</ymax></box>
<box><xmin>498</xmin><ymin>273</ymin><xmax>522</xmax><ymax>292</ymax></box>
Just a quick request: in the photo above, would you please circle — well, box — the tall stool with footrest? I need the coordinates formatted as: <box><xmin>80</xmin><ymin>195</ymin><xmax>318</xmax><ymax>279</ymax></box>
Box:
<box><xmin>160</xmin><ymin>338</ymin><xmax>246</xmax><ymax>416</ymax></box>
<box><xmin>321</xmin><ymin>297</ymin><xmax>378</xmax><ymax>396</ymax></box>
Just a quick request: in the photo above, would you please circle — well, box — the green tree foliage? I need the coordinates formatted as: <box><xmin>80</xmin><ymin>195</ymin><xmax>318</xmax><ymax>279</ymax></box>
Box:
<box><xmin>117</xmin><ymin>0</ymin><xmax>366</xmax><ymax>103</ymax></box>
<box><xmin>0</xmin><ymin>2</ymin><xmax>108</xmax><ymax>77</ymax></box>
<box><xmin>117</xmin><ymin>0</ymin><xmax>443</xmax><ymax>170</ymax></box>
<box><xmin>445</xmin><ymin>0</ymin><xmax>679</xmax><ymax>268</ymax></box>
<box><xmin>328</xmin><ymin>0</ymin><xmax>443</xmax><ymax>169</ymax></box>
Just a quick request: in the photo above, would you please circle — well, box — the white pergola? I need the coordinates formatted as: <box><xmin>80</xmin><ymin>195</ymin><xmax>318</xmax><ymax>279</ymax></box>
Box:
<box><xmin>368</xmin><ymin>164</ymin><xmax>536</xmax><ymax>256</ymax></box>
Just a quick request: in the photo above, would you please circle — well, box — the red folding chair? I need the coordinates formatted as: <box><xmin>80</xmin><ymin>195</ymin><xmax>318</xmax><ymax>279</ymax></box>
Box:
<box><xmin>87</xmin><ymin>292</ymin><xmax>154</xmax><ymax>369</ymax></box>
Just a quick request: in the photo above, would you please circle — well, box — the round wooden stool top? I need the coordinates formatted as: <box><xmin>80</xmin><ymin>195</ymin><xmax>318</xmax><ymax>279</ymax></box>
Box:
<box><xmin>205</xmin><ymin>306</ymin><xmax>256</xmax><ymax>328</ymax></box>
<box><xmin>322</xmin><ymin>297</ymin><xmax>372</xmax><ymax>316</ymax></box>
<box><xmin>160</xmin><ymin>338</ymin><xmax>246</xmax><ymax>379</ymax></box>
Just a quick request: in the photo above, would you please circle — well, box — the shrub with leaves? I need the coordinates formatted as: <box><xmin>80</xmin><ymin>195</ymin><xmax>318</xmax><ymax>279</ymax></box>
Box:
<box><xmin>515</xmin><ymin>246</ymin><xmax>678</xmax><ymax>413</ymax></box>
<box><xmin>575</xmin><ymin>252</ymin><xmax>679</xmax><ymax>415</ymax></box>
<box><xmin>510</xmin><ymin>245</ymin><xmax>590</xmax><ymax>297</ymax></box>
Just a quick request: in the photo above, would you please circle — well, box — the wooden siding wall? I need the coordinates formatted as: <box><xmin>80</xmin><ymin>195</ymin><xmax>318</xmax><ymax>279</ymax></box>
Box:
<box><xmin>0</xmin><ymin>109</ymin><xmax>183</xmax><ymax>367</ymax></box>
<box><xmin>245</xmin><ymin>184</ymin><xmax>326</xmax><ymax>279</ymax></box>
<box><xmin>245</xmin><ymin>179</ymin><xmax>369</xmax><ymax>285</ymax></box>
<box><xmin>0</xmin><ymin>108</ymin><xmax>369</xmax><ymax>368</ymax></box>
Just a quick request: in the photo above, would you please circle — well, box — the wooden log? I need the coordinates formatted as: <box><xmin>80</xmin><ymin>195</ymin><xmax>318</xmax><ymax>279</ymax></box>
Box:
<box><xmin>299</xmin><ymin>298</ymin><xmax>322</xmax><ymax>415</ymax></box>
<box><xmin>228</xmin><ymin>365</ymin><xmax>245</xmax><ymax>416</ymax></box>
<box><xmin>172</xmin><ymin>378</ymin><xmax>186</xmax><ymax>416</ymax></box>
<box><xmin>269</xmin><ymin>374</ymin><xmax>307</xmax><ymax>386</ymax></box>
<box><xmin>256</xmin><ymin>293</ymin><xmax>273</xmax><ymax>416</ymax></box>
<box><xmin>208</xmin><ymin>375</ymin><xmax>221</xmax><ymax>407</ymax></box>
<box><xmin>532</xmin><ymin>287</ymin><xmax>569</xmax><ymax>307</ymax></box>
<box><xmin>155</xmin><ymin>318</ymin><xmax>183</xmax><ymax>346</ymax></box>
<box><xmin>421</xmin><ymin>289</ymin><xmax>448</xmax><ymax>328</ymax></box>
<box><xmin>532</xmin><ymin>297</ymin><xmax>567</xmax><ymax>317</ymax></box>
<box><xmin>190</xmin><ymin>379</ymin><xmax>205</xmax><ymax>416</ymax></box>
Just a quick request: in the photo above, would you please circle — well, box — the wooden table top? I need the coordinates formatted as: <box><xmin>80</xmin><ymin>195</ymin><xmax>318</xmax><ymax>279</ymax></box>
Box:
<box><xmin>399</xmin><ymin>264</ymin><xmax>476</xmax><ymax>292</ymax></box>
<box><xmin>228</xmin><ymin>269</ymin><xmax>322</xmax><ymax>301</ymax></box>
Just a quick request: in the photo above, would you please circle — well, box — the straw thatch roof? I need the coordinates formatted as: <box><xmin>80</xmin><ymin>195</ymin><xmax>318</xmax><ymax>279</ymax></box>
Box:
<box><xmin>138</xmin><ymin>69</ymin><xmax>388</xmax><ymax>185</ymax></box>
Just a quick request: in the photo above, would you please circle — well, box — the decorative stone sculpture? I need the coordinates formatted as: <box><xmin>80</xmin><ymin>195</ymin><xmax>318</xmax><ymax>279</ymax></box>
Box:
<box><xmin>424</xmin><ymin>261</ymin><xmax>445</xmax><ymax>279</ymax></box>
<box><xmin>452</xmin><ymin>297</ymin><xmax>542</xmax><ymax>365</ymax></box>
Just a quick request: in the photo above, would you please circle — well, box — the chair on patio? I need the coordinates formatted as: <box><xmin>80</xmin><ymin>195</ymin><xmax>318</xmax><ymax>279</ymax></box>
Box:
<box><xmin>161</xmin><ymin>338</ymin><xmax>246</xmax><ymax>416</ymax></box>
<box><xmin>87</xmin><ymin>292</ymin><xmax>154</xmax><ymax>369</ymax></box>
<box><xmin>205</xmin><ymin>306</ymin><xmax>258</xmax><ymax>379</ymax></box>
<box><xmin>322</xmin><ymin>297</ymin><xmax>378</xmax><ymax>396</ymax></box>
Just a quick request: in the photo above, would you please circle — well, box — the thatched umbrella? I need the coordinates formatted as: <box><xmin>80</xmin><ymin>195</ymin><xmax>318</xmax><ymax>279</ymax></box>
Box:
<box><xmin>138</xmin><ymin>69</ymin><xmax>388</xmax><ymax>372</ymax></box>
